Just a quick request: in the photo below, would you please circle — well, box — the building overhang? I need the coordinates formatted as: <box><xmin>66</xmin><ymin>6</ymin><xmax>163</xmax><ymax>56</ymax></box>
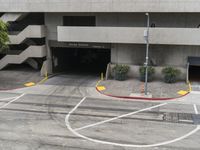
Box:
<box><xmin>0</xmin><ymin>0</ymin><xmax>200</xmax><ymax>13</ymax></box>
<box><xmin>57</xmin><ymin>26</ymin><xmax>200</xmax><ymax>46</ymax></box>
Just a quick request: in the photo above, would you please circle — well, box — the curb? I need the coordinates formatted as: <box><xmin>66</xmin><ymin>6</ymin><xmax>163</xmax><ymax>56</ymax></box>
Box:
<box><xmin>96</xmin><ymin>80</ymin><xmax>191</xmax><ymax>101</ymax></box>
<box><xmin>0</xmin><ymin>72</ymin><xmax>60</xmax><ymax>92</ymax></box>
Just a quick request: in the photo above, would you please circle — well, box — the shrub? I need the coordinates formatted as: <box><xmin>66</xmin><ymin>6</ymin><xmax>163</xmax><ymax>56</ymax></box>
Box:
<box><xmin>162</xmin><ymin>67</ymin><xmax>180</xmax><ymax>83</ymax></box>
<box><xmin>139</xmin><ymin>66</ymin><xmax>155</xmax><ymax>82</ymax></box>
<box><xmin>0</xmin><ymin>19</ymin><xmax>9</xmax><ymax>52</ymax></box>
<box><xmin>112</xmin><ymin>64</ymin><xmax>130</xmax><ymax>81</ymax></box>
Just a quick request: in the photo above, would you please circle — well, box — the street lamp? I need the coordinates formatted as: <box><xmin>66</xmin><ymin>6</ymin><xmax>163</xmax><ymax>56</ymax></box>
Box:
<box><xmin>144</xmin><ymin>13</ymin><xmax>150</xmax><ymax>95</ymax></box>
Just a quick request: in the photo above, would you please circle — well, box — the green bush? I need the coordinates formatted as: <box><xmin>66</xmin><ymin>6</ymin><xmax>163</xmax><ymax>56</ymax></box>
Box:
<box><xmin>162</xmin><ymin>67</ymin><xmax>180</xmax><ymax>83</ymax></box>
<box><xmin>139</xmin><ymin>66</ymin><xmax>155</xmax><ymax>82</ymax></box>
<box><xmin>0</xmin><ymin>19</ymin><xmax>9</xmax><ymax>52</ymax></box>
<box><xmin>112</xmin><ymin>64</ymin><xmax>130</xmax><ymax>81</ymax></box>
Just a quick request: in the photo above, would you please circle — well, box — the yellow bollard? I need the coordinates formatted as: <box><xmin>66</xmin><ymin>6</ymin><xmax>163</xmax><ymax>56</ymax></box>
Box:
<box><xmin>101</xmin><ymin>73</ymin><xmax>104</xmax><ymax>81</ymax></box>
<box><xmin>45</xmin><ymin>70</ymin><xmax>48</xmax><ymax>79</ymax></box>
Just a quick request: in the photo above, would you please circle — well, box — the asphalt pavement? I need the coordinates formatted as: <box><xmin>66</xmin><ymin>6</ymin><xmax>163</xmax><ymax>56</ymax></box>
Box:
<box><xmin>0</xmin><ymin>74</ymin><xmax>199</xmax><ymax>150</ymax></box>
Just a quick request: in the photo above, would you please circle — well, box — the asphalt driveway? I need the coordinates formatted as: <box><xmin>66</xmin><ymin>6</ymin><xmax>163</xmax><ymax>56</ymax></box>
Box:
<box><xmin>0</xmin><ymin>74</ymin><xmax>199</xmax><ymax>150</ymax></box>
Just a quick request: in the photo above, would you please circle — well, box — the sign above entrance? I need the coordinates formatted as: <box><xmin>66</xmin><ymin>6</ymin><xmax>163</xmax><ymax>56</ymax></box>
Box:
<box><xmin>50</xmin><ymin>41</ymin><xmax>111</xmax><ymax>49</ymax></box>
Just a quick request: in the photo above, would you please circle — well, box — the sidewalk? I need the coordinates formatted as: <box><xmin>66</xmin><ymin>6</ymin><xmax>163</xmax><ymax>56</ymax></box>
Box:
<box><xmin>0</xmin><ymin>65</ymin><xmax>43</xmax><ymax>90</ymax></box>
<box><xmin>98</xmin><ymin>79</ymin><xmax>189</xmax><ymax>99</ymax></box>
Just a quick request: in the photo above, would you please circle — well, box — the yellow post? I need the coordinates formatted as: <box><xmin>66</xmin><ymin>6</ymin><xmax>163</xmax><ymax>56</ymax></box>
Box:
<box><xmin>45</xmin><ymin>70</ymin><xmax>48</xmax><ymax>79</ymax></box>
<box><xmin>101</xmin><ymin>73</ymin><xmax>104</xmax><ymax>81</ymax></box>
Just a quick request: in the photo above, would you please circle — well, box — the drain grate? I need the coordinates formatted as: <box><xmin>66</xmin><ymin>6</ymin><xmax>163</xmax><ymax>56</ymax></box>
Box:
<box><xmin>178</xmin><ymin>113</ymin><xmax>193</xmax><ymax>124</ymax></box>
<box><xmin>163</xmin><ymin>113</ymin><xmax>194</xmax><ymax>124</ymax></box>
<box><xmin>163</xmin><ymin>113</ymin><xmax>179</xmax><ymax>123</ymax></box>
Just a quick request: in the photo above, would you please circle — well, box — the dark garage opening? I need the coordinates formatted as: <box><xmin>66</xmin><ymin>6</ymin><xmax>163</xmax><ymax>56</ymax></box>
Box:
<box><xmin>189</xmin><ymin>66</ymin><xmax>200</xmax><ymax>81</ymax></box>
<box><xmin>52</xmin><ymin>47</ymin><xmax>111</xmax><ymax>75</ymax></box>
<box><xmin>188</xmin><ymin>57</ymin><xmax>200</xmax><ymax>81</ymax></box>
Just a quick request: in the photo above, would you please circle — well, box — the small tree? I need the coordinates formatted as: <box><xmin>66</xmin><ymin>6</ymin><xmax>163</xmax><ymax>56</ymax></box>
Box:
<box><xmin>0</xmin><ymin>19</ymin><xmax>9</xmax><ymax>52</ymax></box>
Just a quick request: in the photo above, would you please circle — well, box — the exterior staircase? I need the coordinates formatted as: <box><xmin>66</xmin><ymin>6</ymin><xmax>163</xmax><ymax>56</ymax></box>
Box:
<box><xmin>1</xmin><ymin>13</ymin><xmax>27</xmax><ymax>22</ymax></box>
<box><xmin>9</xmin><ymin>25</ymin><xmax>46</xmax><ymax>44</ymax></box>
<box><xmin>0</xmin><ymin>13</ymin><xmax>47</xmax><ymax>70</ymax></box>
<box><xmin>0</xmin><ymin>46</ymin><xmax>46</xmax><ymax>70</ymax></box>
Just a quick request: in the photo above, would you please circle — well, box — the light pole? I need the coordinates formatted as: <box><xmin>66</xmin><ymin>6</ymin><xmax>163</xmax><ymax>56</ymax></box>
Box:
<box><xmin>144</xmin><ymin>13</ymin><xmax>150</xmax><ymax>95</ymax></box>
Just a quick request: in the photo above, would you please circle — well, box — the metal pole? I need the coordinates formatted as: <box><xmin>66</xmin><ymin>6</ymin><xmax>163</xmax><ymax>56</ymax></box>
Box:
<box><xmin>144</xmin><ymin>13</ymin><xmax>150</xmax><ymax>95</ymax></box>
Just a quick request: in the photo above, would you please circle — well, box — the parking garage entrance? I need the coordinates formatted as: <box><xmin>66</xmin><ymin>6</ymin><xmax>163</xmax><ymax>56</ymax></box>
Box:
<box><xmin>51</xmin><ymin>47</ymin><xmax>111</xmax><ymax>75</ymax></box>
<box><xmin>188</xmin><ymin>57</ymin><xmax>200</xmax><ymax>81</ymax></box>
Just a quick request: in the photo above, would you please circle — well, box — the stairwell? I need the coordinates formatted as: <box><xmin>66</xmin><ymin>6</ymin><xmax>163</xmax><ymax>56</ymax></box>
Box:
<box><xmin>0</xmin><ymin>13</ymin><xmax>47</xmax><ymax>70</ymax></box>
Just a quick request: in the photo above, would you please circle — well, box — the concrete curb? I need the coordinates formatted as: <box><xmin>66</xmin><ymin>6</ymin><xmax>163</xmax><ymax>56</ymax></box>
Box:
<box><xmin>0</xmin><ymin>72</ymin><xmax>60</xmax><ymax>91</ymax></box>
<box><xmin>96</xmin><ymin>80</ymin><xmax>191</xmax><ymax>101</ymax></box>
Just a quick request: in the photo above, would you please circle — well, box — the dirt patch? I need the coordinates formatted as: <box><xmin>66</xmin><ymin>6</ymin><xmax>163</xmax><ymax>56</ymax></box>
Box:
<box><xmin>100</xmin><ymin>78</ymin><xmax>189</xmax><ymax>98</ymax></box>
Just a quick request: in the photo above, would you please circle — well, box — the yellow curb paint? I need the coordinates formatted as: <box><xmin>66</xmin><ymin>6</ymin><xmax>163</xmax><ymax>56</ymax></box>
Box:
<box><xmin>37</xmin><ymin>77</ymin><xmax>48</xmax><ymax>85</ymax></box>
<box><xmin>177</xmin><ymin>90</ymin><xmax>188</xmax><ymax>95</ymax></box>
<box><xmin>188</xmin><ymin>82</ymin><xmax>192</xmax><ymax>92</ymax></box>
<box><xmin>37</xmin><ymin>69</ymin><xmax>49</xmax><ymax>85</ymax></box>
<box><xmin>97</xmin><ymin>86</ymin><xmax>106</xmax><ymax>91</ymax></box>
<box><xmin>24</xmin><ymin>82</ymin><xmax>36</xmax><ymax>87</ymax></box>
<box><xmin>96</xmin><ymin>80</ymin><xmax>101</xmax><ymax>87</ymax></box>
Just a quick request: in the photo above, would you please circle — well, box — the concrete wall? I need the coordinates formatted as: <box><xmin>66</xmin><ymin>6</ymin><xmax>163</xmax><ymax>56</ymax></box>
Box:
<box><xmin>44</xmin><ymin>12</ymin><xmax>200</xmax><ymax>77</ymax></box>
<box><xmin>149</xmin><ymin>45</ymin><xmax>200</xmax><ymax>67</ymax></box>
<box><xmin>96</xmin><ymin>13</ymin><xmax>200</xmax><ymax>28</ymax></box>
<box><xmin>111</xmin><ymin>44</ymin><xmax>200</xmax><ymax>68</ymax></box>
<box><xmin>58</xmin><ymin>26</ymin><xmax>200</xmax><ymax>45</ymax></box>
<box><xmin>111</xmin><ymin>44</ymin><xmax>146</xmax><ymax>65</ymax></box>
<box><xmin>1</xmin><ymin>0</ymin><xmax>200</xmax><ymax>12</ymax></box>
<box><xmin>45</xmin><ymin>13</ymin><xmax>200</xmax><ymax>28</ymax></box>
<box><xmin>110</xmin><ymin>64</ymin><xmax>186</xmax><ymax>81</ymax></box>
<box><xmin>46</xmin><ymin>12</ymin><xmax>200</xmax><ymax>41</ymax></box>
<box><xmin>45</xmin><ymin>13</ymin><xmax>63</xmax><ymax>41</ymax></box>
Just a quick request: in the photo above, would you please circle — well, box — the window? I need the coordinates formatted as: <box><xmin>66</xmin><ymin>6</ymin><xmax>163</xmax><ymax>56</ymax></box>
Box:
<box><xmin>63</xmin><ymin>16</ymin><xmax>96</xmax><ymax>26</ymax></box>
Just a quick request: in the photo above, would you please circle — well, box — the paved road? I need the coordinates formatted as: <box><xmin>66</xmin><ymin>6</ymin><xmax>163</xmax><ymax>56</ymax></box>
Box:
<box><xmin>0</xmin><ymin>65</ymin><xmax>42</xmax><ymax>90</ymax></box>
<box><xmin>0</xmin><ymin>75</ymin><xmax>199</xmax><ymax>150</ymax></box>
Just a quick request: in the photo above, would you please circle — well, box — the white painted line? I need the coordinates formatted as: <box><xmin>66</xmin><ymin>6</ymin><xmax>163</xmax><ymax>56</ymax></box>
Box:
<box><xmin>74</xmin><ymin>103</ymin><xmax>167</xmax><ymax>131</ymax></box>
<box><xmin>68</xmin><ymin>97</ymin><xmax>87</xmax><ymax>115</ymax></box>
<box><xmin>191</xmin><ymin>91</ymin><xmax>200</xmax><ymax>94</ymax></box>
<box><xmin>193</xmin><ymin>104</ymin><xmax>199</xmax><ymax>114</ymax></box>
<box><xmin>65</xmin><ymin>99</ymin><xmax>200</xmax><ymax>148</ymax></box>
<box><xmin>0</xmin><ymin>93</ymin><xmax>25</xmax><ymax>110</ymax></box>
<box><xmin>0</xmin><ymin>95</ymin><xmax>21</xmax><ymax>101</ymax></box>
<box><xmin>179</xmin><ymin>119</ymin><xmax>193</xmax><ymax>123</ymax></box>
<box><xmin>67</xmin><ymin>122</ymin><xmax>200</xmax><ymax>148</ymax></box>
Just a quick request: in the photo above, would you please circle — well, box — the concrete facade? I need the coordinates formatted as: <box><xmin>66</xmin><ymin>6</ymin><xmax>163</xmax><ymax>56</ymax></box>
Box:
<box><xmin>0</xmin><ymin>0</ymin><xmax>200</xmax><ymax>12</ymax></box>
<box><xmin>1</xmin><ymin>1</ymin><xmax>200</xmax><ymax>80</ymax></box>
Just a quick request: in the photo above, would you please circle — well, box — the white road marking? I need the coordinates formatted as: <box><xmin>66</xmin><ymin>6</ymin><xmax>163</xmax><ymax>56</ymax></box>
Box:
<box><xmin>74</xmin><ymin>103</ymin><xmax>167</xmax><ymax>131</ymax></box>
<box><xmin>0</xmin><ymin>93</ymin><xmax>25</xmax><ymax>109</ymax></box>
<box><xmin>65</xmin><ymin>99</ymin><xmax>200</xmax><ymax>148</ymax></box>
<box><xmin>68</xmin><ymin>97</ymin><xmax>87</xmax><ymax>115</ymax></box>
<box><xmin>0</xmin><ymin>95</ymin><xmax>21</xmax><ymax>101</ymax></box>
<box><xmin>193</xmin><ymin>104</ymin><xmax>199</xmax><ymax>114</ymax></box>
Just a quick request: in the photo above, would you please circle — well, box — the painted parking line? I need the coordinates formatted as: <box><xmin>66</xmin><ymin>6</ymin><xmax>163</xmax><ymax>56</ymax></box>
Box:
<box><xmin>65</xmin><ymin>98</ymin><xmax>200</xmax><ymax>148</ymax></box>
<box><xmin>0</xmin><ymin>93</ymin><xmax>25</xmax><ymax>110</ymax></box>
<box><xmin>193</xmin><ymin>104</ymin><xmax>199</xmax><ymax>114</ymax></box>
<box><xmin>0</xmin><ymin>96</ymin><xmax>20</xmax><ymax>101</ymax></box>
<box><xmin>74</xmin><ymin>102</ymin><xmax>167</xmax><ymax>131</ymax></box>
